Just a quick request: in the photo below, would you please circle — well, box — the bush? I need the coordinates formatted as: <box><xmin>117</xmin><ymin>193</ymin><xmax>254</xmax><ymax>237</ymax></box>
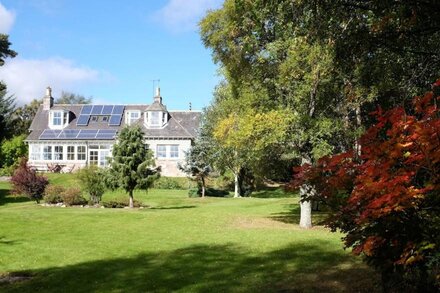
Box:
<box><xmin>188</xmin><ymin>187</ymin><xmax>229</xmax><ymax>198</ymax></box>
<box><xmin>43</xmin><ymin>185</ymin><xmax>65</xmax><ymax>203</ymax></box>
<box><xmin>77</xmin><ymin>165</ymin><xmax>105</xmax><ymax>204</ymax></box>
<box><xmin>102</xmin><ymin>199</ymin><xmax>144</xmax><ymax>208</ymax></box>
<box><xmin>60</xmin><ymin>187</ymin><xmax>87</xmax><ymax>206</ymax></box>
<box><xmin>153</xmin><ymin>177</ymin><xmax>193</xmax><ymax>189</ymax></box>
<box><xmin>10</xmin><ymin>158</ymin><xmax>48</xmax><ymax>203</ymax></box>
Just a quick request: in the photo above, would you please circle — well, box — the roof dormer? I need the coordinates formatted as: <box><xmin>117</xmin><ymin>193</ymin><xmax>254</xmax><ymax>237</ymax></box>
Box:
<box><xmin>144</xmin><ymin>87</ymin><xmax>168</xmax><ymax>128</ymax></box>
<box><xmin>48</xmin><ymin>109</ymin><xmax>69</xmax><ymax>129</ymax></box>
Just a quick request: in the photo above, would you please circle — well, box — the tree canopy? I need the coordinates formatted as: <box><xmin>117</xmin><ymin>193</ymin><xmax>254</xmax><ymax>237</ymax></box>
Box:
<box><xmin>55</xmin><ymin>91</ymin><xmax>92</xmax><ymax>104</ymax></box>
<box><xmin>109</xmin><ymin>126</ymin><xmax>159</xmax><ymax>208</ymax></box>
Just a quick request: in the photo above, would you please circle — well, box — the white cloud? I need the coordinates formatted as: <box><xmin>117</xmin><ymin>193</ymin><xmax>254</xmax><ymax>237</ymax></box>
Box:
<box><xmin>0</xmin><ymin>57</ymin><xmax>104</xmax><ymax>104</ymax></box>
<box><xmin>0</xmin><ymin>3</ymin><xmax>16</xmax><ymax>33</ymax></box>
<box><xmin>153</xmin><ymin>0</ymin><xmax>222</xmax><ymax>32</ymax></box>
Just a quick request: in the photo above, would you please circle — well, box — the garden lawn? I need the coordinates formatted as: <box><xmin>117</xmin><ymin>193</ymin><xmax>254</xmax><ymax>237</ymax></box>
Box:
<box><xmin>0</xmin><ymin>178</ymin><xmax>379</xmax><ymax>292</ymax></box>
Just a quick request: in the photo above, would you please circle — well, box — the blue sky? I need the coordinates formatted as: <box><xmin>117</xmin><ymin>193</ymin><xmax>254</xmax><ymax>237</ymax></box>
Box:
<box><xmin>0</xmin><ymin>0</ymin><xmax>222</xmax><ymax>110</ymax></box>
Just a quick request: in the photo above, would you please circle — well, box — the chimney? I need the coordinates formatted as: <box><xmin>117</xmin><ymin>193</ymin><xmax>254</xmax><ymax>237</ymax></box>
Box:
<box><xmin>154</xmin><ymin>86</ymin><xmax>162</xmax><ymax>104</ymax></box>
<box><xmin>43</xmin><ymin>86</ymin><xmax>54</xmax><ymax>110</ymax></box>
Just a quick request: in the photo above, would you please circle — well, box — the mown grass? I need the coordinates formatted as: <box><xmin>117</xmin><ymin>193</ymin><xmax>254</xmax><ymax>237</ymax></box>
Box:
<box><xmin>0</xmin><ymin>177</ymin><xmax>379</xmax><ymax>292</ymax></box>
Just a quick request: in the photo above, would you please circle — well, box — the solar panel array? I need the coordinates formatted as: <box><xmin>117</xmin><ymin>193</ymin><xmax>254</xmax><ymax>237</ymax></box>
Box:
<box><xmin>39</xmin><ymin>129</ymin><xmax>117</xmax><ymax>140</ymax></box>
<box><xmin>76</xmin><ymin>105</ymin><xmax>125</xmax><ymax>126</ymax></box>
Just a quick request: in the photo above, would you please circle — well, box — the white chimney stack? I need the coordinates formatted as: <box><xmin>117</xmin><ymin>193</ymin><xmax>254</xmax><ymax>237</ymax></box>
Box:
<box><xmin>154</xmin><ymin>86</ymin><xmax>162</xmax><ymax>104</ymax></box>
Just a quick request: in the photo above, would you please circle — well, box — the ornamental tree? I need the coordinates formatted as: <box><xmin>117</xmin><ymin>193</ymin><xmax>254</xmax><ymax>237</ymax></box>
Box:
<box><xmin>109</xmin><ymin>126</ymin><xmax>159</xmax><ymax>208</ymax></box>
<box><xmin>178</xmin><ymin>134</ymin><xmax>212</xmax><ymax>198</ymax></box>
<box><xmin>291</xmin><ymin>82</ymin><xmax>440</xmax><ymax>291</ymax></box>
<box><xmin>10</xmin><ymin>158</ymin><xmax>48</xmax><ymax>203</ymax></box>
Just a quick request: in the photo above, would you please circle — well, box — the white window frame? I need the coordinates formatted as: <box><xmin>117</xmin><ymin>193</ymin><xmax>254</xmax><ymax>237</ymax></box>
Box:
<box><xmin>77</xmin><ymin>146</ymin><xmax>86</xmax><ymax>161</ymax></box>
<box><xmin>49</xmin><ymin>110</ymin><xmax>68</xmax><ymax>129</ymax></box>
<box><xmin>30</xmin><ymin>145</ymin><xmax>42</xmax><ymax>161</ymax></box>
<box><xmin>170</xmin><ymin>145</ymin><xmax>179</xmax><ymax>158</ymax></box>
<box><xmin>43</xmin><ymin>146</ymin><xmax>52</xmax><ymax>160</ymax></box>
<box><xmin>67</xmin><ymin>146</ymin><xmax>75</xmax><ymax>160</ymax></box>
<box><xmin>54</xmin><ymin>145</ymin><xmax>63</xmax><ymax>160</ymax></box>
<box><xmin>125</xmin><ymin>110</ymin><xmax>141</xmax><ymax>125</ymax></box>
<box><xmin>156</xmin><ymin>145</ymin><xmax>166</xmax><ymax>158</ymax></box>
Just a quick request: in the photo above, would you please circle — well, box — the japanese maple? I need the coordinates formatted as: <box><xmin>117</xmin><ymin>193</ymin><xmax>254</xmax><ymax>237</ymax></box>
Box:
<box><xmin>291</xmin><ymin>81</ymin><xmax>440</xmax><ymax>291</ymax></box>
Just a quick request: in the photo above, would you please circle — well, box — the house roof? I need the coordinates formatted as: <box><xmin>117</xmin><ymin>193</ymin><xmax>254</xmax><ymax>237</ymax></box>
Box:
<box><xmin>26</xmin><ymin>104</ymin><xmax>201</xmax><ymax>141</ymax></box>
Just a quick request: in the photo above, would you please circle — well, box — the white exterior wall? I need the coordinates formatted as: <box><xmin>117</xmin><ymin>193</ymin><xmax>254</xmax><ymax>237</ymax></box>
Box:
<box><xmin>28</xmin><ymin>138</ymin><xmax>192</xmax><ymax>177</ymax></box>
<box><xmin>145</xmin><ymin>139</ymin><xmax>191</xmax><ymax>177</ymax></box>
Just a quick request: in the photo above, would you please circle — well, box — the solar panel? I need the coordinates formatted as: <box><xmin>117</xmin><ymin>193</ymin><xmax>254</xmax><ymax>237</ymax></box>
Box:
<box><xmin>39</xmin><ymin>129</ymin><xmax>61</xmax><ymax>139</ymax></box>
<box><xmin>77</xmin><ymin>129</ymin><xmax>98</xmax><ymax>139</ymax></box>
<box><xmin>112</xmin><ymin>105</ymin><xmax>124</xmax><ymax>115</ymax></box>
<box><xmin>58</xmin><ymin>129</ymin><xmax>80</xmax><ymax>139</ymax></box>
<box><xmin>102</xmin><ymin>105</ymin><xmax>114</xmax><ymax>115</ymax></box>
<box><xmin>80</xmin><ymin>105</ymin><xmax>93</xmax><ymax>115</ymax></box>
<box><xmin>108</xmin><ymin>114</ymin><xmax>122</xmax><ymax>126</ymax></box>
<box><xmin>96</xmin><ymin>129</ymin><xmax>117</xmax><ymax>139</ymax></box>
<box><xmin>91</xmin><ymin>105</ymin><xmax>103</xmax><ymax>115</ymax></box>
<box><xmin>76</xmin><ymin>115</ymin><xmax>90</xmax><ymax>126</ymax></box>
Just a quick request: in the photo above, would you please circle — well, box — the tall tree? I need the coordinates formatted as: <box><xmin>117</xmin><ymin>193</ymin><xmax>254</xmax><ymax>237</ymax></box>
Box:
<box><xmin>200</xmin><ymin>0</ymin><xmax>440</xmax><ymax>227</ymax></box>
<box><xmin>0</xmin><ymin>34</ymin><xmax>17</xmax><ymax>141</ymax></box>
<box><xmin>12</xmin><ymin>99</ymin><xmax>41</xmax><ymax>136</ymax></box>
<box><xmin>0</xmin><ymin>34</ymin><xmax>17</xmax><ymax>67</ymax></box>
<box><xmin>109</xmin><ymin>126</ymin><xmax>159</xmax><ymax>208</ymax></box>
<box><xmin>0</xmin><ymin>86</ymin><xmax>16</xmax><ymax>142</ymax></box>
<box><xmin>55</xmin><ymin>91</ymin><xmax>92</xmax><ymax>104</ymax></box>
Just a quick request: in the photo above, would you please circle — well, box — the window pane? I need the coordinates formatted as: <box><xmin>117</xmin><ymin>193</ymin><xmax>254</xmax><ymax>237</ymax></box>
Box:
<box><xmin>53</xmin><ymin>112</ymin><xmax>62</xmax><ymax>125</ymax></box>
<box><xmin>43</xmin><ymin>146</ymin><xmax>52</xmax><ymax>160</ymax></box>
<box><xmin>54</xmin><ymin>146</ymin><xmax>63</xmax><ymax>160</ymax></box>
<box><xmin>150</xmin><ymin>112</ymin><xmax>160</xmax><ymax>125</ymax></box>
<box><xmin>170</xmin><ymin>145</ymin><xmax>179</xmax><ymax>158</ymax></box>
<box><xmin>157</xmin><ymin>145</ymin><xmax>166</xmax><ymax>158</ymax></box>
<box><xmin>77</xmin><ymin>146</ymin><xmax>86</xmax><ymax>160</ymax></box>
<box><xmin>67</xmin><ymin>146</ymin><xmax>75</xmax><ymax>160</ymax></box>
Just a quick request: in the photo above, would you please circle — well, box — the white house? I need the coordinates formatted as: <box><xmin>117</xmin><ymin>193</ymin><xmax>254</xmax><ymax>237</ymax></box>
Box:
<box><xmin>26</xmin><ymin>87</ymin><xmax>201</xmax><ymax>177</ymax></box>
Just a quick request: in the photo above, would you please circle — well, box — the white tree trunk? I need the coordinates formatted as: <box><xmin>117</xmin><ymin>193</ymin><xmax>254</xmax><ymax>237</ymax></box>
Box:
<box><xmin>299</xmin><ymin>186</ymin><xmax>312</xmax><ymax>229</ymax></box>
<box><xmin>234</xmin><ymin>173</ymin><xmax>240</xmax><ymax>198</ymax></box>
<box><xmin>299</xmin><ymin>157</ymin><xmax>313</xmax><ymax>229</ymax></box>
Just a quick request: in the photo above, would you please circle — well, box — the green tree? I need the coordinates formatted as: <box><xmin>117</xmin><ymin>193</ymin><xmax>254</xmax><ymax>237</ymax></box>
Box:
<box><xmin>0</xmin><ymin>34</ymin><xmax>17</xmax><ymax>67</ymax></box>
<box><xmin>77</xmin><ymin>165</ymin><xmax>106</xmax><ymax>204</ymax></box>
<box><xmin>12</xmin><ymin>99</ymin><xmax>41</xmax><ymax>136</ymax></box>
<box><xmin>179</xmin><ymin>134</ymin><xmax>212</xmax><ymax>198</ymax></box>
<box><xmin>109</xmin><ymin>126</ymin><xmax>159</xmax><ymax>208</ymax></box>
<box><xmin>0</xmin><ymin>34</ymin><xmax>17</xmax><ymax>140</ymax></box>
<box><xmin>0</xmin><ymin>134</ymin><xmax>27</xmax><ymax>173</ymax></box>
<box><xmin>55</xmin><ymin>91</ymin><xmax>92</xmax><ymax>104</ymax></box>
<box><xmin>0</xmin><ymin>86</ymin><xmax>16</xmax><ymax>142</ymax></box>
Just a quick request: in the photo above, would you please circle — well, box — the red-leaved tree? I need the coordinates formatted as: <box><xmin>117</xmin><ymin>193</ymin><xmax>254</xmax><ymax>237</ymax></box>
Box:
<box><xmin>291</xmin><ymin>82</ymin><xmax>440</xmax><ymax>291</ymax></box>
<box><xmin>11</xmin><ymin>158</ymin><xmax>49</xmax><ymax>203</ymax></box>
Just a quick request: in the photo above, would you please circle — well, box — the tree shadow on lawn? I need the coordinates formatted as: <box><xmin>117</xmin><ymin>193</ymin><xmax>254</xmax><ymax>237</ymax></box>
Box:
<box><xmin>150</xmin><ymin>205</ymin><xmax>197</xmax><ymax>210</ymax></box>
<box><xmin>2</xmin><ymin>241</ymin><xmax>379</xmax><ymax>293</ymax></box>
<box><xmin>270</xmin><ymin>204</ymin><xmax>328</xmax><ymax>226</ymax></box>
<box><xmin>0</xmin><ymin>189</ymin><xmax>30</xmax><ymax>206</ymax></box>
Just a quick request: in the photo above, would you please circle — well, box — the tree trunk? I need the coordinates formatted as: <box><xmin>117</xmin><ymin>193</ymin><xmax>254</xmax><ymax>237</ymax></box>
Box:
<box><xmin>299</xmin><ymin>157</ymin><xmax>313</xmax><ymax>229</ymax></box>
<box><xmin>201</xmin><ymin>177</ymin><xmax>206</xmax><ymax>198</ymax></box>
<box><xmin>129</xmin><ymin>190</ymin><xmax>134</xmax><ymax>208</ymax></box>
<box><xmin>299</xmin><ymin>188</ymin><xmax>312</xmax><ymax>229</ymax></box>
<box><xmin>234</xmin><ymin>173</ymin><xmax>240</xmax><ymax>198</ymax></box>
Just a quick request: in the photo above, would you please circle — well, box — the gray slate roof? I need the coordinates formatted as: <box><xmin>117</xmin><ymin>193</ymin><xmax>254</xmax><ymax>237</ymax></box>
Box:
<box><xmin>26</xmin><ymin>104</ymin><xmax>201</xmax><ymax>141</ymax></box>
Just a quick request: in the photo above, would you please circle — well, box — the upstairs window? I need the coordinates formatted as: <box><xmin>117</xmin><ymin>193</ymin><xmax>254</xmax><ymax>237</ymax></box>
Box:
<box><xmin>49</xmin><ymin>110</ymin><xmax>69</xmax><ymax>129</ymax></box>
<box><xmin>150</xmin><ymin>112</ymin><xmax>160</xmax><ymax>126</ymax></box>
<box><xmin>125</xmin><ymin>111</ymin><xmax>141</xmax><ymax>125</ymax></box>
